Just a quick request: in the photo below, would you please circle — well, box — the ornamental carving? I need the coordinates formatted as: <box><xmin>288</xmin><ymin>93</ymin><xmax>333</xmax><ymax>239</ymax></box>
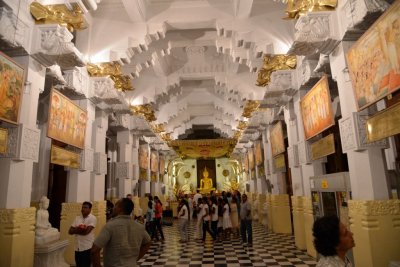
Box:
<box><xmin>0</xmin><ymin>7</ymin><xmax>29</xmax><ymax>49</ymax></box>
<box><xmin>349</xmin><ymin>199</ymin><xmax>400</xmax><ymax>216</ymax></box>
<box><xmin>256</xmin><ymin>55</ymin><xmax>297</xmax><ymax>87</ymax></box>
<box><xmin>80</xmin><ymin>148</ymin><xmax>94</xmax><ymax>171</ymax></box>
<box><xmin>270</xmin><ymin>194</ymin><xmax>290</xmax><ymax>206</ymax></box>
<box><xmin>60</xmin><ymin>202</ymin><xmax>81</xmax><ymax>218</ymax></box>
<box><xmin>130</xmin><ymin>104</ymin><xmax>156</xmax><ymax>122</ymax></box>
<box><xmin>93</xmin><ymin>152</ymin><xmax>107</xmax><ymax>175</ymax></box>
<box><xmin>287</xmin><ymin>145</ymin><xmax>299</xmax><ymax>168</ymax></box>
<box><xmin>242</xmin><ymin>100</ymin><xmax>260</xmax><ymax>118</ymax></box>
<box><xmin>47</xmin><ymin>65</ymin><xmax>66</xmax><ymax>85</ymax></box>
<box><xmin>55</xmin><ymin>67</ymin><xmax>90</xmax><ymax>99</ymax></box>
<box><xmin>285</xmin><ymin>0</ymin><xmax>337</xmax><ymax>19</ymax></box>
<box><xmin>297</xmin><ymin>59</ymin><xmax>324</xmax><ymax>89</ymax></box>
<box><xmin>115</xmin><ymin>162</ymin><xmax>130</xmax><ymax>179</ymax></box>
<box><xmin>288</xmin><ymin>13</ymin><xmax>339</xmax><ymax>56</ymax></box>
<box><xmin>30</xmin><ymin>2</ymin><xmax>86</xmax><ymax>32</ymax></box>
<box><xmin>87</xmin><ymin>62</ymin><xmax>133</xmax><ymax>92</ymax></box>
<box><xmin>269</xmin><ymin>70</ymin><xmax>297</xmax><ymax>93</ymax></box>
<box><xmin>297</xmin><ymin>140</ymin><xmax>311</xmax><ymax>165</ymax></box>
<box><xmin>291</xmin><ymin>196</ymin><xmax>304</xmax><ymax>211</ymax></box>
<box><xmin>31</xmin><ymin>24</ymin><xmax>85</xmax><ymax>69</ymax></box>
<box><xmin>339</xmin><ymin>112</ymin><xmax>387</xmax><ymax>153</ymax></box>
<box><xmin>0</xmin><ymin>207</ymin><xmax>36</xmax><ymax>228</ymax></box>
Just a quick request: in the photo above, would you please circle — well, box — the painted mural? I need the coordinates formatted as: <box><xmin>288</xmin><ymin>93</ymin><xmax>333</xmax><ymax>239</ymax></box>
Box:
<box><xmin>139</xmin><ymin>144</ymin><xmax>149</xmax><ymax>169</ymax></box>
<box><xmin>255</xmin><ymin>141</ymin><xmax>263</xmax><ymax>166</ymax></box>
<box><xmin>151</xmin><ymin>151</ymin><xmax>158</xmax><ymax>173</ymax></box>
<box><xmin>270</xmin><ymin>121</ymin><xmax>285</xmax><ymax>156</ymax></box>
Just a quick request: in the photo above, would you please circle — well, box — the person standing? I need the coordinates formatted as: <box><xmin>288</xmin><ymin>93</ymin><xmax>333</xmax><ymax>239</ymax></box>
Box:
<box><xmin>196</xmin><ymin>198</ymin><xmax>204</xmax><ymax>239</ymax></box>
<box><xmin>153</xmin><ymin>196</ymin><xmax>165</xmax><ymax>241</ymax></box>
<box><xmin>240</xmin><ymin>194</ymin><xmax>252</xmax><ymax>246</ymax></box>
<box><xmin>91</xmin><ymin>198</ymin><xmax>151</xmax><ymax>267</ymax></box>
<box><xmin>313</xmin><ymin>215</ymin><xmax>355</xmax><ymax>267</ymax></box>
<box><xmin>69</xmin><ymin>202</ymin><xmax>97</xmax><ymax>267</ymax></box>
<box><xmin>178</xmin><ymin>198</ymin><xmax>189</xmax><ymax>242</ymax></box>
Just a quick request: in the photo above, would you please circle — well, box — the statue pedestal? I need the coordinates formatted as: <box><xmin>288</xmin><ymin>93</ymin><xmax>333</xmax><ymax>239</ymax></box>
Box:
<box><xmin>34</xmin><ymin>239</ymin><xmax>69</xmax><ymax>267</ymax></box>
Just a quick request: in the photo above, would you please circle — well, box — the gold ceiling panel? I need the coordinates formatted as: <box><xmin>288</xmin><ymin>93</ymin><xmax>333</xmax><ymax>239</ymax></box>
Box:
<box><xmin>130</xmin><ymin>104</ymin><xmax>156</xmax><ymax>122</ymax></box>
<box><xmin>30</xmin><ymin>2</ymin><xmax>86</xmax><ymax>32</ymax></box>
<box><xmin>170</xmin><ymin>139</ymin><xmax>237</xmax><ymax>159</ymax></box>
<box><xmin>87</xmin><ymin>62</ymin><xmax>133</xmax><ymax>92</ymax></box>
<box><xmin>242</xmin><ymin>100</ymin><xmax>260</xmax><ymax>118</ymax></box>
<box><xmin>256</xmin><ymin>54</ymin><xmax>297</xmax><ymax>87</ymax></box>
<box><xmin>285</xmin><ymin>0</ymin><xmax>337</xmax><ymax>20</ymax></box>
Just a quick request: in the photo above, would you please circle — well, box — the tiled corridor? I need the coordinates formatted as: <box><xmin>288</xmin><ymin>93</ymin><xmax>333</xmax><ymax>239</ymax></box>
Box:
<box><xmin>138</xmin><ymin>220</ymin><xmax>317</xmax><ymax>267</ymax></box>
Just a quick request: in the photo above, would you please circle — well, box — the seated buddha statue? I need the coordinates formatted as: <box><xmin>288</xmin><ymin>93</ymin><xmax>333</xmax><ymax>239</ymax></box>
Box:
<box><xmin>199</xmin><ymin>167</ymin><xmax>215</xmax><ymax>194</ymax></box>
<box><xmin>35</xmin><ymin>196</ymin><xmax>60</xmax><ymax>245</ymax></box>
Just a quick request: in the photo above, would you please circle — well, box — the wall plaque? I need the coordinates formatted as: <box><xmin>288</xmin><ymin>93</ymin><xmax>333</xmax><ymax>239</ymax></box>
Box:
<box><xmin>50</xmin><ymin>145</ymin><xmax>80</xmax><ymax>169</ymax></box>
<box><xmin>0</xmin><ymin>128</ymin><xmax>7</xmax><ymax>153</ymax></box>
<box><xmin>311</xmin><ymin>133</ymin><xmax>335</xmax><ymax>161</ymax></box>
<box><xmin>273</xmin><ymin>153</ymin><xmax>286</xmax><ymax>171</ymax></box>
<box><xmin>366</xmin><ymin>102</ymin><xmax>400</xmax><ymax>143</ymax></box>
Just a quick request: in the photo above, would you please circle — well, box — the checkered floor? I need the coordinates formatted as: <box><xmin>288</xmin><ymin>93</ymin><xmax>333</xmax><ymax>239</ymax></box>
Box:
<box><xmin>138</xmin><ymin>219</ymin><xmax>317</xmax><ymax>267</ymax></box>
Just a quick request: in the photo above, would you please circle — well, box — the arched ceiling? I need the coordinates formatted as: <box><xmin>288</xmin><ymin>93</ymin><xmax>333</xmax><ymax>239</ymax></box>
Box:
<box><xmin>84</xmin><ymin>0</ymin><xmax>294</xmax><ymax>146</ymax></box>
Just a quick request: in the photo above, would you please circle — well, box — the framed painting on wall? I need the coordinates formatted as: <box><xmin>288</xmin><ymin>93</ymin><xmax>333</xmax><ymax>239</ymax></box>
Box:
<box><xmin>139</xmin><ymin>144</ymin><xmax>149</xmax><ymax>169</ymax></box>
<box><xmin>300</xmin><ymin>76</ymin><xmax>335</xmax><ymax>140</ymax></box>
<box><xmin>242</xmin><ymin>153</ymin><xmax>249</xmax><ymax>173</ymax></box>
<box><xmin>151</xmin><ymin>151</ymin><xmax>158</xmax><ymax>173</ymax></box>
<box><xmin>255</xmin><ymin>141</ymin><xmax>263</xmax><ymax>166</ymax></box>
<box><xmin>270</xmin><ymin>121</ymin><xmax>285</xmax><ymax>156</ymax></box>
<box><xmin>159</xmin><ymin>156</ymin><xmax>165</xmax><ymax>175</ymax></box>
<box><xmin>47</xmin><ymin>89</ymin><xmax>87</xmax><ymax>149</ymax></box>
<box><xmin>248</xmin><ymin>147</ymin><xmax>255</xmax><ymax>171</ymax></box>
<box><xmin>346</xmin><ymin>1</ymin><xmax>400</xmax><ymax>110</ymax></box>
<box><xmin>0</xmin><ymin>52</ymin><xmax>24</xmax><ymax>124</ymax></box>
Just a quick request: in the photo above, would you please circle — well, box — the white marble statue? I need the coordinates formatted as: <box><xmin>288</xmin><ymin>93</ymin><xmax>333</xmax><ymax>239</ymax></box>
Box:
<box><xmin>35</xmin><ymin>196</ymin><xmax>60</xmax><ymax>245</ymax></box>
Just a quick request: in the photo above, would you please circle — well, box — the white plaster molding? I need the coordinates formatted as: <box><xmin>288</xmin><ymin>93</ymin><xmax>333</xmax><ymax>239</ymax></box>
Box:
<box><xmin>265</xmin><ymin>159</ymin><xmax>271</xmax><ymax>175</ymax></box>
<box><xmin>80</xmin><ymin>147</ymin><xmax>94</xmax><ymax>172</ymax></box>
<box><xmin>339</xmin><ymin>112</ymin><xmax>387</xmax><ymax>153</ymax></box>
<box><xmin>0</xmin><ymin>124</ymin><xmax>41</xmax><ymax>162</ymax></box>
<box><xmin>46</xmin><ymin>65</ymin><xmax>66</xmax><ymax>85</ymax></box>
<box><xmin>109</xmin><ymin>114</ymin><xmax>131</xmax><ymax>129</ymax></box>
<box><xmin>55</xmin><ymin>67</ymin><xmax>90</xmax><ymax>99</ymax></box>
<box><xmin>89</xmin><ymin>77</ymin><xmax>124</xmax><ymax>105</ymax></box>
<box><xmin>288</xmin><ymin>13</ymin><xmax>340</xmax><ymax>56</ymax></box>
<box><xmin>0</xmin><ymin>6</ymin><xmax>30</xmax><ymax>51</ymax></box>
<box><xmin>287</xmin><ymin>145</ymin><xmax>299</xmax><ymax>168</ymax></box>
<box><xmin>297</xmin><ymin>140</ymin><xmax>312</xmax><ymax>165</ymax></box>
<box><xmin>341</xmin><ymin>0</ymin><xmax>389</xmax><ymax>40</ymax></box>
<box><xmin>93</xmin><ymin>152</ymin><xmax>107</xmax><ymax>175</ymax></box>
<box><xmin>31</xmin><ymin>24</ymin><xmax>85</xmax><ymax>69</ymax></box>
<box><xmin>115</xmin><ymin>162</ymin><xmax>130</xmax><ymax>179</ymax></box>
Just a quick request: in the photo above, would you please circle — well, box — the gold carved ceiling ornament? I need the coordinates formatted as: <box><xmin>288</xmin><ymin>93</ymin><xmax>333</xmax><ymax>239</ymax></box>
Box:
<box><xmin>237</xmin><ymin>121</ymin><xmax>248</xmax><ymax>131</ymax></box>
<box><xmin>30</xmin><ymin>2</ymin><xmax>86</xmax><ymax>32</ymax></box>
<box><xmin>242</xmin><ymin>100</ymin><xmax>260</xmax><ymax>118</ymax></box>
<box><xmin>87</xmin><ymin>62</ymin><xmax>134</xmax><ymax>92</ymax></box>
<box><xmin>285</xmin><ymin>0</ymin><xmax>337</xmax><ymax>20</ymax></box>
<box><xmin>233</xmin><ymin>130</ymin><xmax>243</xmax><ymax>141</ymax></box>
<box><xmin>160</xmin><ymin>133</ymin><xmax>172</xmax><ymax>144</ymax></box>
<box><xmin>151</xmin><ymin>123</ymin><xmax>166</xmax><ymax>134</ymax></box>
<box><xmin>256</xmin><ymin>54</ymin><xmax>297</xmax><ymax>87</ymax></box>
<box><xmin>130</xmin><ymin>104</ymin><xmax>157</xmax><ymax>122</ymax></box>
<box><xmin>169</xmin><ymin>139</ymin><xmax>237</xmax><ymax>159</ymax></box>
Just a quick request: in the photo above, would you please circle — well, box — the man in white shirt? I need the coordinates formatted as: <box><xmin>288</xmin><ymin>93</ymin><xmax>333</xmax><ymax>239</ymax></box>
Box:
<box><xmin>69</xmin><ymin>201</ymin><xmax>97</xmax><ymax>267</ymax></box>
<box><xmin>193</xmin><ymin>190</ymin><xmax>202</xmax><ymax>207</ymax></box>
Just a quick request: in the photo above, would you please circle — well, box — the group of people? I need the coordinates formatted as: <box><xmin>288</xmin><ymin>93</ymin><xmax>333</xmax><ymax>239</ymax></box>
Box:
<box><xmin>66</xmin><ymin>192</ymin><xmax>355</xmax><ymax>267</ymax></box>
<box><xmin>175</xmin><ymin>190</ymin><xmax>253</xmax><ymax>246</ymax></box>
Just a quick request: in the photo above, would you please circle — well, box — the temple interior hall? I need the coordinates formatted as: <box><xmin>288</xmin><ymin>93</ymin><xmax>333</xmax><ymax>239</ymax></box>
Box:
<box><xmin>0</xmin><ymin>0</ymin><xmax>400</xmax><ymax>266</ymax></box>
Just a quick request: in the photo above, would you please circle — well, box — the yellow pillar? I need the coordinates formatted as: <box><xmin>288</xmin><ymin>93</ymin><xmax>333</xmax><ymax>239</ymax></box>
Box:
<box><xmin>349</xmin><ymin>199</ymin><xmax>400</xmax><ymax>267</ymax></box>
<box><xmin>60</xmin><ymin>202</ymin><xmax>82</xmax><ymax>265</ymax></box>
<box><xmin>266</xmin><ymin>194</ymin><xmax>273</xmax><ymax>231</ymax></box>
<box><xmin>139</xmin><ymin>197</ymin><xmax>149</xmax><ymax>217</ymax></box>
<box><xmin>292</xmin><ymin>196</ymin><xmax>306</xmax><ymax>250</ymax></box>
<box><xmin>303</xmin><ymin>196</ymin><xmax>317</xmax><ymax>258</ymax></box>
<box><xmin>91</xmin><ymin>201</ymin><xmax>106</xmax><ymax>237</ymax></box>
<box><xmin>258</xmin><ymin>194</ymin><xmax>267</xmax><ymax>225</ymax></box>
<box><xmin>271</xmin><ymin>194</ymin><xmax>292</xmax><ymax>234</ymax></box>
<box><xmin>0</xmin><ymin>207</ymin><xmax>36</xmax><ymax>267</ymax></box>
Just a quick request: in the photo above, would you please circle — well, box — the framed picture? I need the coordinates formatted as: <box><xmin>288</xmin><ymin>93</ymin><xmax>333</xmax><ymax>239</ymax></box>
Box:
<box><xmin>47</xmin><ymin>89</ymin><xmax>87</xmax><ymax>149</ymax></box>
<box><xmin>242</xmin><ymin>153</ymin><xmax>249</xmax><ymax>172</ymax></box>
<box><xmin>0</xmin><ymin>128</ymin><xmax>8</xmax><ymax>153</ymax></box>
<box><xmin>346</xmin><ymin>1</ymin><xmax>400</xmax><ymax>110</ymax></box>
<box><xmin>139</xmin><ymin>144</ymin><xmax>149</xmax><ymax>169</ymax></box>
<box><xmin>150</xmin><ymin>151</ymin><xmax>158</xmax><ymax>173</ymax></box>
<box><xmin>248</xmin><ymin>147</ymin><xmax>255</xmax><ymax>171</ymax></box>
<box><xmin>270</xmin><ymin>121</ymin><xmax>285</xmax><ymax>156</ymax></box>
<box><xmin>159</xmin><ymin>156</ymin><xmax>165</xmax><ymax>174</ymax></box>
<box><xmin>0</xmin><ymin>52</ymin><xmax>24</xmax><ymax>124</ymax></box>
<box><xmin>50</xmin><ymin>145</ymin><xmax>80</xmax><ymax>169</ymax></box>
<box><xmin>255</xmin><ymin>141</ymin><xmax>263</xmax><ymax>166</ymax></box>
<box><xmin>300</xmin><ymin>76</ymin><xmax>335</xmax><ymax>140</ymax></box>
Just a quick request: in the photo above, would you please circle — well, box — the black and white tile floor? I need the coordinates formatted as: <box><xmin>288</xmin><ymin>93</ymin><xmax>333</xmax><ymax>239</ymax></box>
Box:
<box><xmin>138</xmin><ymin>220</ymin><xmax>317</xmax><ymax>267</ymax></box>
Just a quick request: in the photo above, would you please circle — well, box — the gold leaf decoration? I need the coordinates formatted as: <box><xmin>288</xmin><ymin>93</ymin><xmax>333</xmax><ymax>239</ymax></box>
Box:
<box><xmin>130</xmin><ymin>104</ymin><xmax>156</xmax><ymax>122</ymax></box>
<box><xmin>87</xmin><ymin>62</ymin><xmax>133</xmax><ymax>92</ymax></box>
<box><xmin>151</xmin><ymin>123</ymin><xmax>165</xmax><ymax>134</ymax></box>
<box><xmin>285</xmin><ymin>0</ymin><xmax>337</xmax><ymax>20</ymax></box>
<box><xmin>169</xmin><ymin>139</ymin><xmax>236</xmax><ymax>159</ymax></box>
<box><xmin>30</xmin><ymin>2</ymin><xmax>86</xmax><ymax>32</ymax></box>
<box><xmin>256</xmin><ymin>55</ymin><xmax>297</xmax><ymax>87</ymax></box>
<box><xmin>242</xmin><ymin>100</ymin><xmax>260</xmax><ymax>118</ymax></box>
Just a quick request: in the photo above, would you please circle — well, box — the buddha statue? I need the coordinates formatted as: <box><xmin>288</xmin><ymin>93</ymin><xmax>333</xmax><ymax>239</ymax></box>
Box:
<box><xmin>199</xmin><ymin>167</ymin><xmax>215</xmax><ymax>194</ymax></box>
<box><xmin>35</xmin><ymin>196</ymin><xmax>60</xmax><ymax>245</ymax></box>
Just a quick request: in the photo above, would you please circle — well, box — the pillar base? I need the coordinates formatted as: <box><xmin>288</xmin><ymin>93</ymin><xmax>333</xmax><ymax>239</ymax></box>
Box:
<box><xmin>34</xmin><ymin>239</ymin><xmax>69</xmax><ymax>267</ymax></box>
<box><xmin>292</xmin><ymin>196</ymin><xmax>306</xmax><ymax>250</ymax></box>
<box><xmin>349</xmin><ymin>199</ymin><xmax>400</xmax><ymax>267</ymax></box>
<box><xmin>271</xmin><ymin>194</ymin><xmax>292</xmax><ymax>234</ymax></box>
<box><xmin>59</xmin><ymin>202</ymin><xmax>81</xmax><ymax>265</ymax></box>
<box><xmin>303</xmin><ymin>196</ymin><xmax>317</xmax><ymax>258</ymax></box>
<box><xmin>0</xmin><ymin>207</ymin><xmax>36</xmax><ymax>267</ymax></box>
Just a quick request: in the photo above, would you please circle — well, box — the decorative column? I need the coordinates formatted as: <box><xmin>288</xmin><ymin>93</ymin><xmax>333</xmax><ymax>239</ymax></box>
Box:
<box><xmin>0</xmin><ymin>54</ymin><xmax>43</xmax><ymax>267</ymax></box>
<box><xmin>116</xmin><ymin>127</ymin><xmax>133</xmax><ymax>198</ymax></box>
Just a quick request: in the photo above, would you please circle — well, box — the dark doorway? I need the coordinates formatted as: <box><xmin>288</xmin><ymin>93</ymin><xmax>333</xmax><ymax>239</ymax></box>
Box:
<box><xmin>196</xmin><ymin>159</ymin><xmax>216</xmax><ymax>189</ymax></box>
<box><xmin>47</xmin><ymin>163</ymin><xmax>67</xmax><ymax>230</ymax></box>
